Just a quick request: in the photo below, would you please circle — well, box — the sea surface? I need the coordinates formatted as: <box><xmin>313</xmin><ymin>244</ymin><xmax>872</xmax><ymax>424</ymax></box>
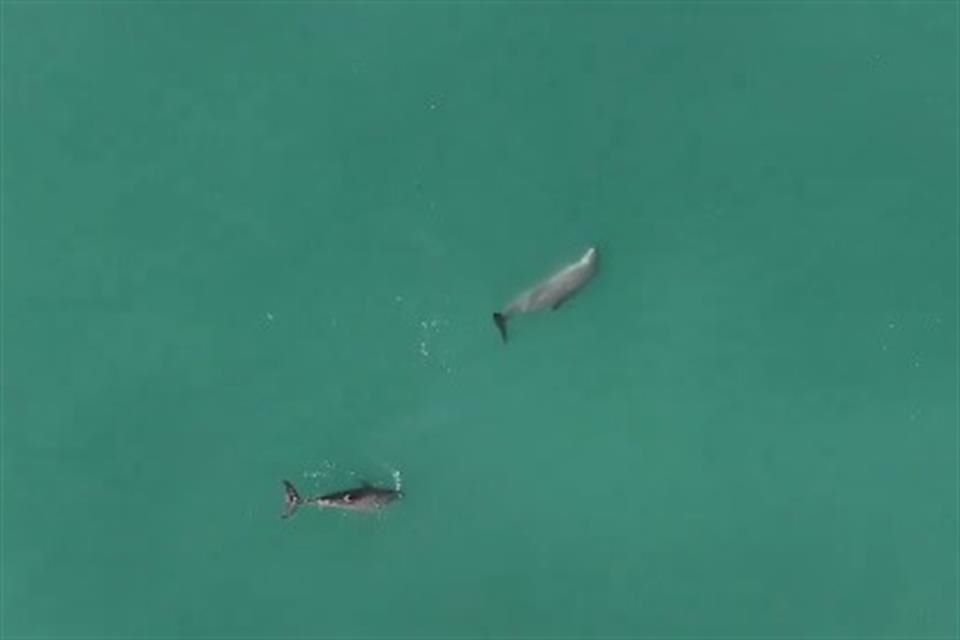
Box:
<box><xmin>2</xmin><ymin>2</ymin><xmax>958</xmax><ymax>638</ymax></box>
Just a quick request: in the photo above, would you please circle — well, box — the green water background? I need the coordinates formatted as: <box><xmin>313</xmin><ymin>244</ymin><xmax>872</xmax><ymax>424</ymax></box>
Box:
<box><xmin>2</xmin><ymin>2</ymin><xmax>958</xmax><ymax>638</ymax></box>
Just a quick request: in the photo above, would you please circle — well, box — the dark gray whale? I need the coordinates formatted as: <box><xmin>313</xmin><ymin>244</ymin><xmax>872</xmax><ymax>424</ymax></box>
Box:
<box><xmin>282</xmin><ymin>480</ymin><xmax>402</xmax><ymax>517</ymax></box>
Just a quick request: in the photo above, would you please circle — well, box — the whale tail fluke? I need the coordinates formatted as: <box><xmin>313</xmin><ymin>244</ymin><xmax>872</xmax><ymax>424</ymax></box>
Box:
<box><xmin>282</xmin><ymin>480</ymin><xmax>302</xmax><ymax>519</ymax></box>
<box><xmin>492</xmin><ymin>312</ymin><xmax>508</xmax><ymax>343</ymax></box>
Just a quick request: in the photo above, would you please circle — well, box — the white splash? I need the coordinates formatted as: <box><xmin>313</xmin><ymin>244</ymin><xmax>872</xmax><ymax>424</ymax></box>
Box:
<box><xmin>304</xmin><ymin>460</ymin><xmax>337</xmax><ymax>481</ymax></box>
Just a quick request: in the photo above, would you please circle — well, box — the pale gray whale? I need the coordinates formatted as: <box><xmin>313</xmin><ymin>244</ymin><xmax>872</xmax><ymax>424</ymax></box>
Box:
<box><xmin>493</xmin><ymin>246</ymin><xmax>600</xmax><ymax>343</ymax></box>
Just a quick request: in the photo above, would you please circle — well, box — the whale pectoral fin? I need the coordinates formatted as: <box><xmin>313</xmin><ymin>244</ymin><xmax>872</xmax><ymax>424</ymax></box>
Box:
<box><xmin>551</xmin><ymin>298</ymin><xmax>567</xmax><ymax>310</ymax></box>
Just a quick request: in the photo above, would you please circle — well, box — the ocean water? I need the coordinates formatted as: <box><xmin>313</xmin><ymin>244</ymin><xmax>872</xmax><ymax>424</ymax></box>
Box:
<box><xmin>2</xmin><ymin>2</ymin><xmax>957</xmax><ymax>638</ymax></box>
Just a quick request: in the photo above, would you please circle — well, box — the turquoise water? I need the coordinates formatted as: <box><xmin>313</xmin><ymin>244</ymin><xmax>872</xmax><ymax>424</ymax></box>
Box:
<box><xmin>2</xmin><ymin>2</ymin><xmax>958</xmax><ymax>638</ymax></box>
